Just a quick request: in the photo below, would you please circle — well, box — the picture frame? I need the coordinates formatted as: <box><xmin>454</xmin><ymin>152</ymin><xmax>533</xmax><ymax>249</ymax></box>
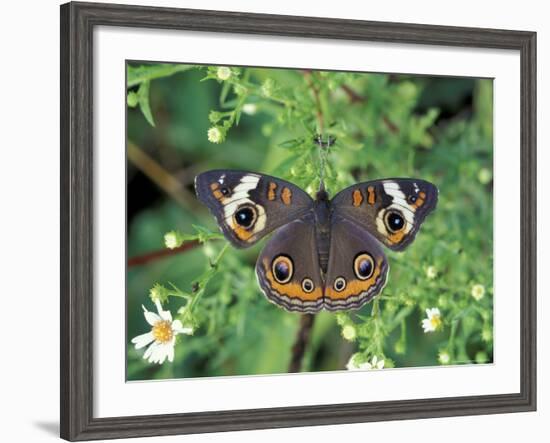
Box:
<box><xmin>60</xmin><ymin>1</ymin><xmax>537</xmax><ymax>441</ymax></box>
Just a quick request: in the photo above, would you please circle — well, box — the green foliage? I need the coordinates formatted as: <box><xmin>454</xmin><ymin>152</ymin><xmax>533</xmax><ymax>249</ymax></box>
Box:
<box><xmin>127</xmin><ymin>63</ymin><xmax>196</xmax><ymax>88</ymax></box>
<box><xmin>127</xmin><ymin>63</ymin><xmax>197</xmax><ymax>126</ymax></box>
<box><xmin>126</xmin><ymin>62</ymin><xmax>493</xmax><ymax>380</ymax></box>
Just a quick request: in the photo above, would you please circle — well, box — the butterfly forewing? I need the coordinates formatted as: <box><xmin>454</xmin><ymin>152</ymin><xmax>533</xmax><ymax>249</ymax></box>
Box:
<box><xmin>331</xmin><ymin>178</ymin><xmax>438</xmax><ymax>251</ymax></box>
<box><xmin>195</xmin><ymin>170</ymin><xmax>314</xmax><ymax>248</ymax></box>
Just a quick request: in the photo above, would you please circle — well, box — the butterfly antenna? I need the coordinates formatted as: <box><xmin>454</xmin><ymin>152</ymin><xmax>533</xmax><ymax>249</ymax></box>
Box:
<box><xmin>313</xmin><ymin>134</ymin><xmax>335</xmax><ymax>196</ymax></box>
<box><xmin>319</xmin><ymin>179</ymin><xmax>326</xmax><ymax>193</ymax></box>
<box><xmin>316</xmin><ymin>179</ymin><xmax>329</xmax><ymax>201</ymax></box>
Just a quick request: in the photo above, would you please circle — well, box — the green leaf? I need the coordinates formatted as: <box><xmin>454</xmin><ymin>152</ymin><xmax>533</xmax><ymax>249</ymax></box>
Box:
<box><xmin>209</xmin><ymin>111</ymin><xmax>223</xmax><ymax>124</ymax></box>
<box><xmin>137</xmin><ymin>80</ymin><xmax>155</xmax><ymax>127</ymax></box>
<box><xmin>220</xmin><ymin>81</ymin><xmax>232</xmax><ymax>106</ymax></box>
<box><xmin>127</xmin><ymin>63</ymin><xmax>196</xmax><ymax>88</ymax></box>
<box><xmin>278</xmin><ymin>138</ymin><xmax>305</xmax><ymax>150</ymax></box>
<box><xmin>191</xmin><ymin>225</ymin><xmax>225</xmax><ymax>243</ymax></box>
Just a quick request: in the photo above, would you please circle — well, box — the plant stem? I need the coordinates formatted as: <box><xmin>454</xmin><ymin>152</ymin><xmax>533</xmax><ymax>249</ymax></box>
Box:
<box><xmin>127</xmin><ymin>230</ymin><xmax>225</xmax><ymax>267</ymax></box>
<box><xmin>288</xmin><ymin>314</ymin><xmax>316</xmax><ymax>373</ymax></box>
<box><xmin>127</xmin><ymin>141</ymin><xmax>198</xmax><ymax>210</ymax></box>
<box><xmin>127</xmin><ymin>64</ymin><xmax>196</xmax><ymax>88</ymax></box>
<box><xmin>127</xmin><ymin>240</ymin><xmax>202</xmax><ymax>267</ymax></box>
<box><xmin>303</xmin><ymin>71</ymin><xmax>324</xmax><ymax>134</ymax></box>
<box><xmin>188</xmin><ymin>243</ymin><xmax>230</xmax><ymax>312</ymax></box>
<box><xmin>449</xmin><ymin>319</ymin><xmax>459</xmax><ymax>362</ymax></box>
<box><xmin>339</xmin><ymin>84</ymin><xmax>399</xmax><ymax>134</ymax></box>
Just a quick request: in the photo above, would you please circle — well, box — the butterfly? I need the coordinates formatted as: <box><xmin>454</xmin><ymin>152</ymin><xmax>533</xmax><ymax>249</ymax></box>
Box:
<box><xmin>195</xmin><ymin>170</ymin><xmax>438</xmax><ymax>313</ymax></box>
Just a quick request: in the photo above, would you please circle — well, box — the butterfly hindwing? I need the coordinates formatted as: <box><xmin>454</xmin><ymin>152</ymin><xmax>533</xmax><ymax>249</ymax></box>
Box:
<box><xmin>324</xmin><ymin>215</ymin><xmax>389</xmax><ymax>311</ymax></box>
<box><xmin>255</xmin><ymin>214</ymin><xmax>324</xmax><ymax>313</ymax></box>
<box><xmin>195</xmin><ymin>170</ymin><xmax>314</xmax><ymax>248</ymax></box>
<box><xmin>331</xmin><ymin>178</ymin><xmax>438</xmax><ymax>251</ymax></box>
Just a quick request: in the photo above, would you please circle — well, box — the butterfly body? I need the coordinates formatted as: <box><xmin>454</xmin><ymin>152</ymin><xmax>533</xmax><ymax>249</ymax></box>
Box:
<box><xmin>312</xmin><ymin>189</ymin><xmax>332</xmax><ymax>273</ymax></box>
<box><xmin>195</xmin><ymin>170</ymin><xmax>438</xmax><ymax>313</ymax></box>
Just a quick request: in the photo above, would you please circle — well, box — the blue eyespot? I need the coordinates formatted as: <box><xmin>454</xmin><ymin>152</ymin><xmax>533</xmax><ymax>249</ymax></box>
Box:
<box><xmin>354</xmin><ymin>253</ymin><xmax>375</xmax><ymax>280</ymax></box>
<box><xmin>272</xmin><ymin>255</ymin><xmax>294</xmax><ymax>284</ymax></box>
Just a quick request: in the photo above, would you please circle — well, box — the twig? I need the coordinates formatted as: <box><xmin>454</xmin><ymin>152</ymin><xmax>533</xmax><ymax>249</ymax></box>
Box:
<box><xmin>127</xmin><ymin>240</ymin><xmax>202</xmax><ymax>267</ymax></box>
<box><xmin>340</xmin><ymin>83</ymin><xmax>366</xmax><ymax>104</ymax></box>
<box><xmin>339</xmin><ymin>84</ymin><xmax>399</xmax><ymax>134</ymax></box>
<box><xmin>341</xmin><ymin>84</ymin><xmax>364</xmax><ymax>104</ymax></box>
<box><xmin>303</xmin><ymin>71</ymin><xmax>324</xmax><ymax>134</ymax></box>
<box><xmin>127</xmin><ymin>141</ymin><xmax>198</xmax><ymax>209</ymax></box>
<box><xmin>382</xmin><ymin>116</ymin><xmax>399</xmax><ymax>134</ymax></box>
<box><xmin>288</xmin><ymin>314</ymin><xmax>316</xmax><ymax>373</ymax></box>
<box><xmin>187</xmin><ymin>242</ymin><xmax>230</xmax><ymax>312</ymax></box>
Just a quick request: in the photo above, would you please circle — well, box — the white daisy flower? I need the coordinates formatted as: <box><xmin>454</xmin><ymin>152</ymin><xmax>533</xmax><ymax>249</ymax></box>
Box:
<box><xmin>216</xmin><ymin>66</ymin><xmax>232</xmax><ymax>81</ymax></box>
<box><xmin>426</xmin><ymin>266</ymin><xmax>438</xmax><ymax>280</ymax></box>
<box><xmin>164</xmin><ymin>231</ymin><xmax>183</xmax><ymax>249</ymax></box>
<box><xmin>365</xmin><ymin>355</ymin><xmax>385</xmax><ymax>370</ymax></box>
<box><xmin>242</xmin><ymin>103</ymin><xmax>257</xmax><ymax>115</ymax></box>
<box><xmin>131</xmin><ymin>300</ymin><xmax>193</xmax><ymax>365</ymax></box>
<box><xmin>421</xmin><ymin>307</ymin><xmax>442</xmax><ymax>333</ymax></box>
<box><xmin>471</xmin><ymin>284</ymin><xmax>485</xmax><ymax>301</ymax></box>
<box><xmin>346</xmin><ymin>354</ymin><xmax>385</xmax><ymax>371</ymax></box>
<box><xmin>438</xmin><ymin>350</ymin><xmax>451</xmax><ymax>365</ymax></box>
<box><xmin>207</xmin><ymin>126</ymin><xmax>224</xmax><ymax>144</ymax></box>
<box><xmin>341</xmin><ymin>324</ymin><xmax>357</xmax><ymax>342</ymax></box>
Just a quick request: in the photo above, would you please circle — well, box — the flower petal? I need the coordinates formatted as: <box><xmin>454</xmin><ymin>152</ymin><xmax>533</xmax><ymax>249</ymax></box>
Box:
<box><xmin>156</xmin><ymin>344</ymin><xmax>168</xmax><ymax>364</ymax></box>
<box><xmin>171</xmin><ymin>319</ymin><xmax>183</xmax><ymax>331</ymax></box>
<box><xmin>143</xmin><ymin>309</ymin><xmax>161</xmax><ymax>326</ymax></box>
<box><xmin>155</xmin><ymin>300</ymin><xmax>172</xmax><ymax>322</ymax></box>
<box><xmin>172</xmin><ymin>320</ymin><xmax>193</xmax><ymax>335</ymax></box>
<box><xmin>143</xmin><ymin>342</ymin><xmax>156</xmax><ymax>361</ymax></box>
<box><xmin>422</xmin><ymin>319</ymin><xmax>434</xmax><ymax>332</ymax></box>
<box><xmin>131</xmin><ymin>331</ymin><xmax>154</xmax><ymax>349</ymax></box>
<box><xmin>148</xmin><ymin>344</ymin><xmax>162</xmax><ymax>364</ymax></box>
<box><xmin>427</xmin><ymin>308</ymin><xmax>440</xmax><ymax>318</ymax></box>
<box><xmin>161</xmin><ymin>309</ymin><xmax>173</xmax><ymax>322</ymax></box>
<box><xmin>149</xmin><ymin>346</ymin><xmax>160</xmax><ymax>364</ymax></box>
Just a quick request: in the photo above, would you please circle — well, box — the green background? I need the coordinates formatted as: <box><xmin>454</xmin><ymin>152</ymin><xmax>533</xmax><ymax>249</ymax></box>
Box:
<box><xmin>126</xmin><ymin>63</ymin><xmax>493</xmax><ymax>381</ymax></box>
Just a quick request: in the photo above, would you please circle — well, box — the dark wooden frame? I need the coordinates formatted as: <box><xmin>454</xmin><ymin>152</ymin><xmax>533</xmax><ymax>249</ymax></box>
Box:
<box><xmin>60</xmin><ymin>1</ymin><xmax>537</xmax><ymax>440</ymax></box>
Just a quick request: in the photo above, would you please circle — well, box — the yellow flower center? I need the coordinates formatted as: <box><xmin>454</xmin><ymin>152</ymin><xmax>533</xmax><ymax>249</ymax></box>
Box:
<box><xmin>152</xmin><ymin>320</ymin><xmax>173</xmax><ymax>344</ymax></box>
<box><xmin>430</xmin><ymin>315</ymin><xmax>442</xmax><ymax>330</ymax></box>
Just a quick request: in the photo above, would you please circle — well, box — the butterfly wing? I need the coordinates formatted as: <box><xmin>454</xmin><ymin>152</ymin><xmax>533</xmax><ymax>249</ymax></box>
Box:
<box><xmin>195</xmin><ymin>170</ymin><xmax>314</xmax><ymax>248</ymax></box>
<box><xmin>255</xmin><ymin>214</ymin><xmax>324</xmax><ymax>313</ymax></box>
<box><xmin>331</xmin><ymin>178</ymin><xmax>438</xmax><ymax>251</ymax></box>
<box><xmin>323</xmin><ymin>215</ymin><xmax>389</xmax><ymax>311</ymax></box>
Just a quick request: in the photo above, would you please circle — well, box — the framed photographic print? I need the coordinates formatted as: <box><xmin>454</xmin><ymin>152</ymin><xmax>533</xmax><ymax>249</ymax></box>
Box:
<box><xmin>60</xmin><ymin>1</ymin><xmax>537</xmax><ymax>441</ymax></box>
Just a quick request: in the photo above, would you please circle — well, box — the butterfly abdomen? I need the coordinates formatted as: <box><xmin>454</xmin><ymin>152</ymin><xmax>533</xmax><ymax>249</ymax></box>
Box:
<box><xmin>313</xmin><ymin>195</ymin><xmax>331</xmax><ymax>274</ymax></box>
<box><xmin>316</xmin><ymin>230</ymin><xmax>330</xmax><ymax>274</ymax></box>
